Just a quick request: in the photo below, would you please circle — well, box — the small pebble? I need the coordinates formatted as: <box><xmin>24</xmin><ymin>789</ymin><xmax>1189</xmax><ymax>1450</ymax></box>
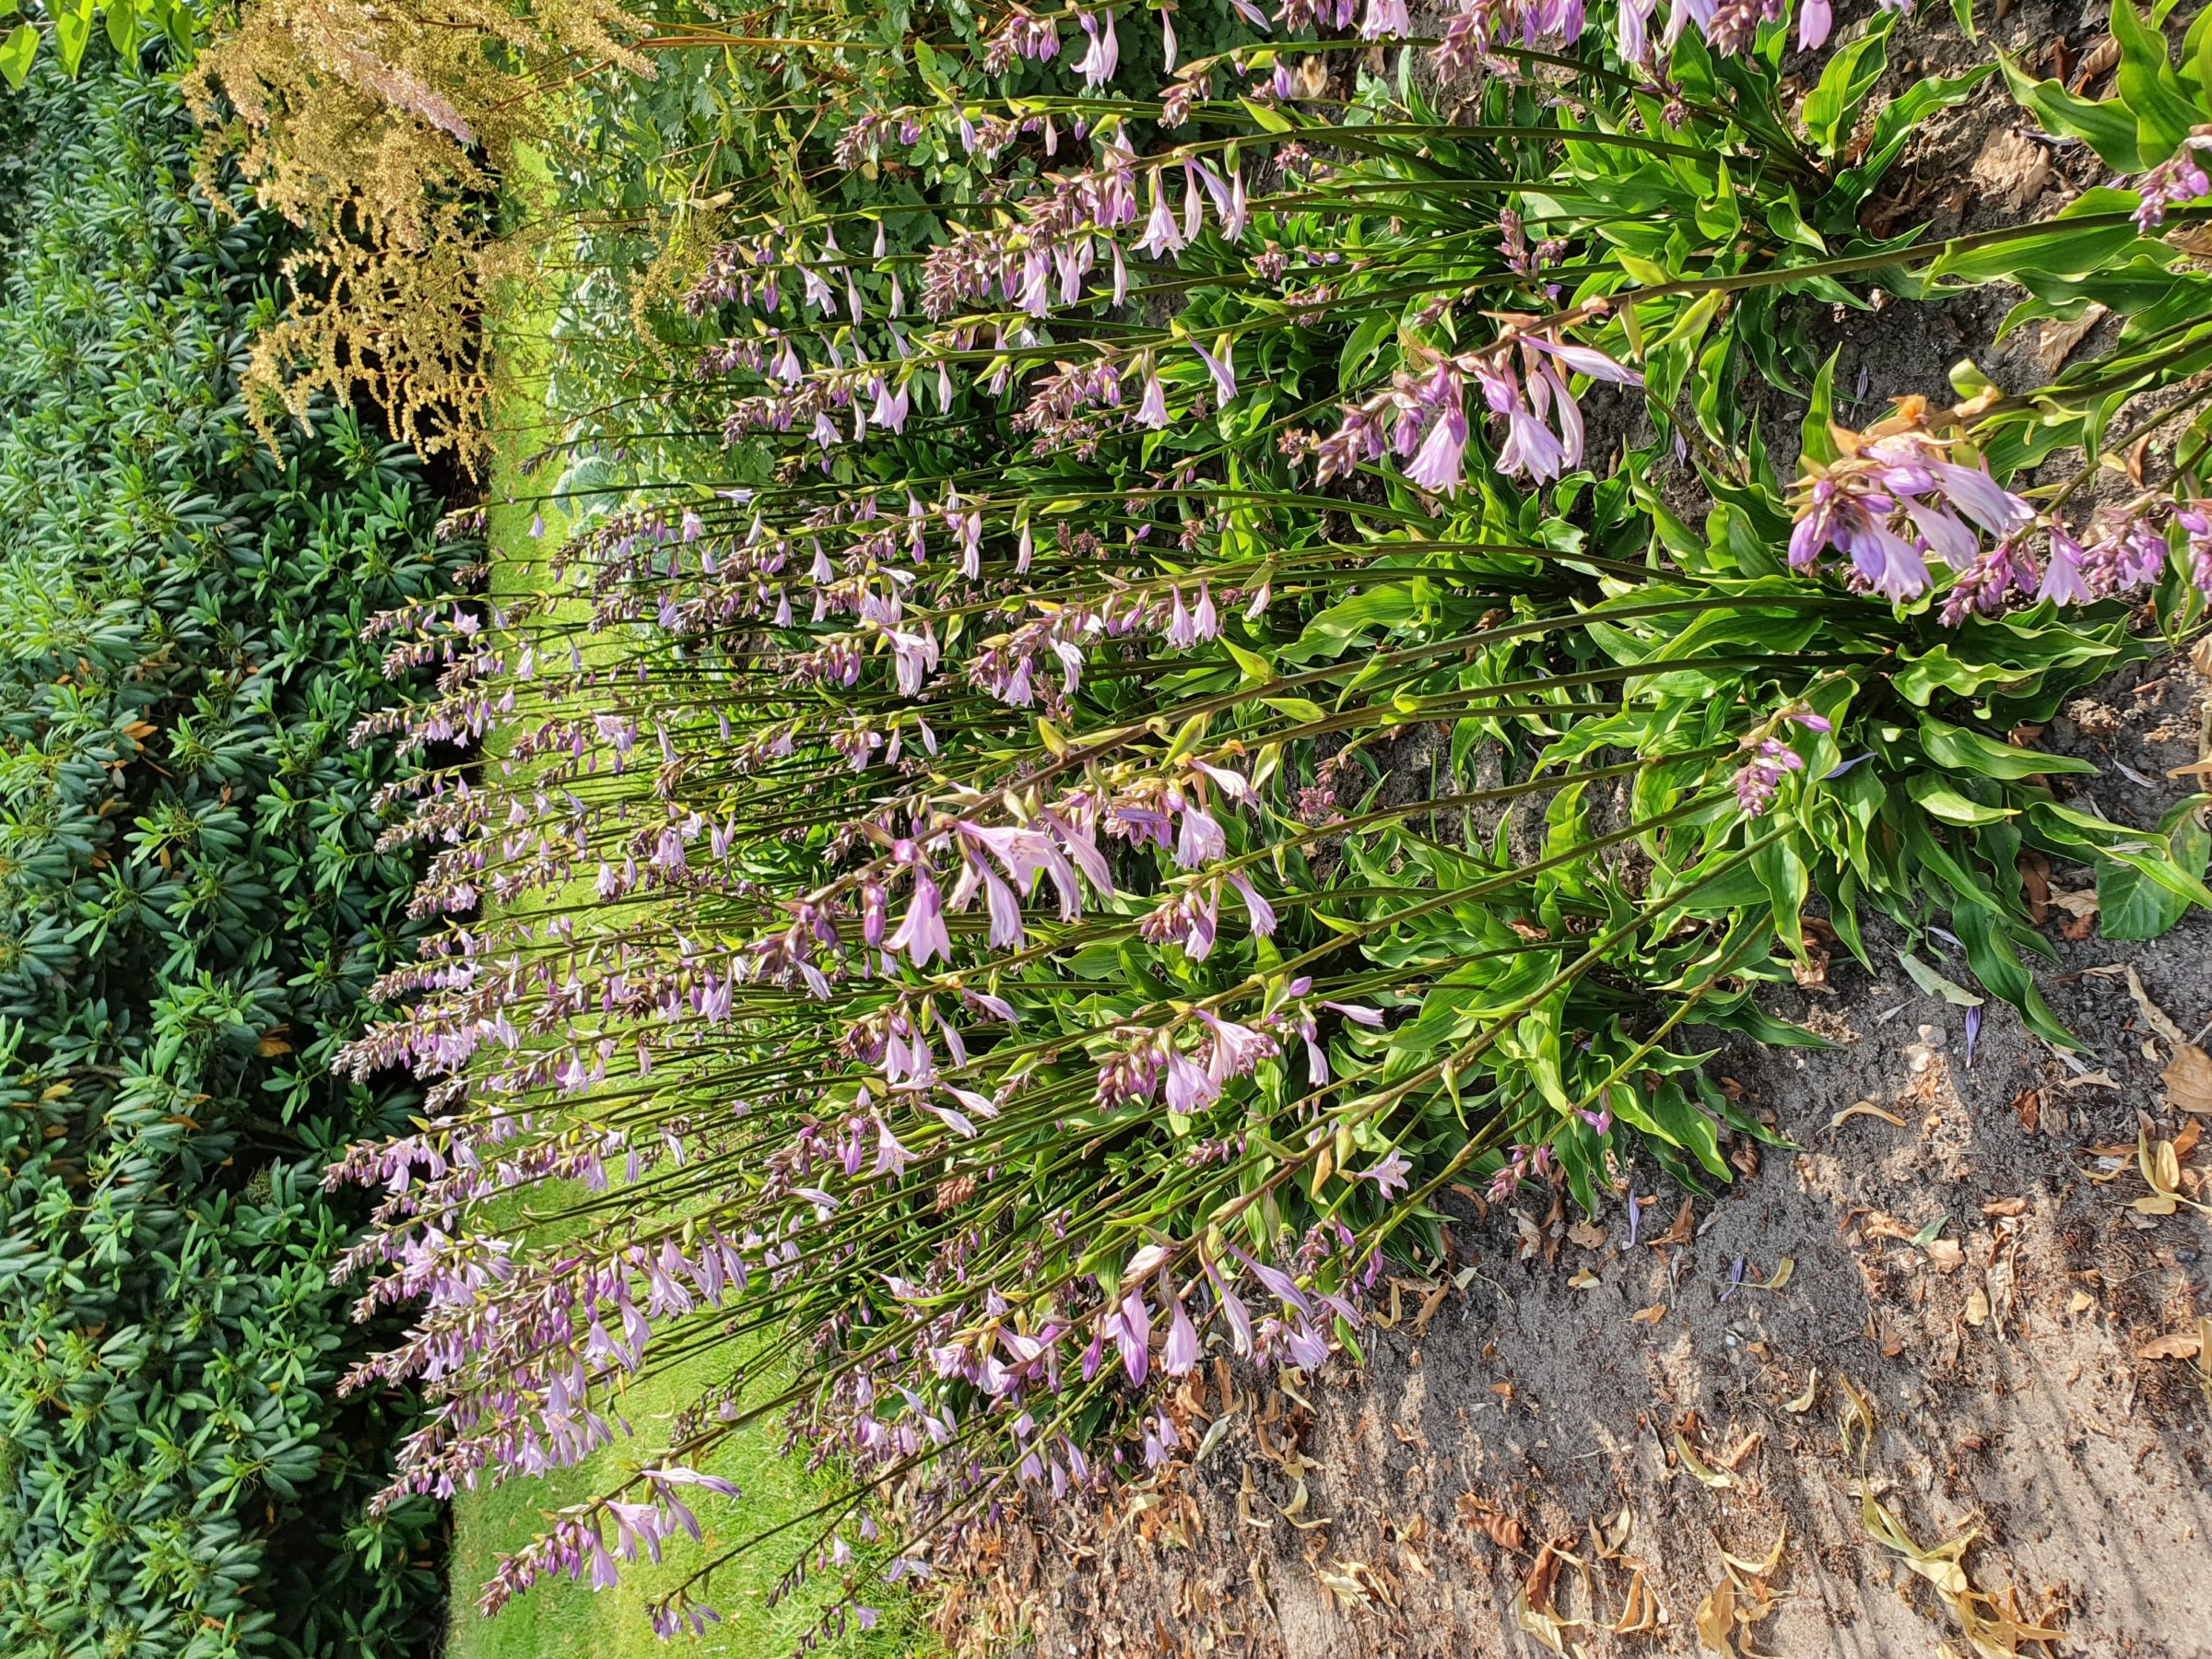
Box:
<box><xmin>2176</xmin><ymin>1247</ymin><xmax>2200</xmax><ymax>1265</ymax></box>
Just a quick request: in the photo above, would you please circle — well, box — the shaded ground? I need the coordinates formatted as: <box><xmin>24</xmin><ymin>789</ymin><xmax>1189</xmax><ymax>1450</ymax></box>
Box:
<box><xmin>959</xmin><ymin>664</ymin><xmax>2212</xmax><ymax>1659</ymax></box>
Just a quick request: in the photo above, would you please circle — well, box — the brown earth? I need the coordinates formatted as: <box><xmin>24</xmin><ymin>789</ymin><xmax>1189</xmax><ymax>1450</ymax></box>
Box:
<box><xmin>941</xmin><ymin>5</ymin><xmax>2212</xmax><ymax>1655</ymax></box>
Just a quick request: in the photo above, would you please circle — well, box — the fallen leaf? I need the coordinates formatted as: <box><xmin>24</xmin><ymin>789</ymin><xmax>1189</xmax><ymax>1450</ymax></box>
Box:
<box><xmin>1567</xmin><ymin>1219</ymin><xmax>1607</xmax><ymax>1251</ymax></box>
<box><xmin>2046</xmin><ymin>884</ymin><xmax>2099</xmax><ymax>920</ymax></box>
<box><xmin>2067</xmin><ymin>1289</ymin><xmax>2095</xmax><ymax>1315</ymax></box>
<box><xmin>2033</xmin><ymin>302</ymin><xmax>2106</xmax><ymax>375</ymax></box>
<box><xmin>2125</xmin><ymin>966</ymin><xmax>2188</xmax><ymax>1048</ymax></box>
<box><xmin>1783</xmin><ymin>1367</ymin><xmax>1818</xmax><ymax>1413</ymax></box>
<box><xmin>1964</xmin><ymin>1289</ymin><xmax>1991</xmax><ymax>1327</ymax></box>
<box><xmin>1717</xmin><ymin>1430</ymin><xmax>1764</xmax><ymax>1470</ymax></box>
<box><xmin>1831</xmin><ymin>1100</ymin><xmax>1907</xmax><ymax>1129</ymax></box>
<box><xmin>1925</xmin><ymin>1239</ymin><xmax>1964</xmax><ymax>1273</ymax></box>
<box><xmin>2018</xmin><ymin>851</ymin><xmax>2051</xmax><ymax>924</ymax></box>
<box><xmin>2162</xmin><ymin>1042</ymin><xmax>2212</xmax><ymax>1115</ymax></box>
<box><xmin>1861</xmin><ymin>1211</ymin><xmax>1924</xmax><ymax>1244</ymax></box>
<box><xmin>1696</xmin><ymin>1577</ymin><xmax>1740</xmax><ymax>1656</ymax></box>
<box><xmin>2136</xmin><ymin>1331</ymin><xmax>2204</xmax><ymax>1360</ymax></box>
<box><xmin>1568</xmin><ymin>1267</ymin><xmax>1600</xmax><ymax>1288</ymax></box>
<box><xmin>1613</xmin><ymin>1565</ymin><xmax>1660</xmax><ymax>1636</ymax></box>
<box><xmin>1652</xmin><ymin>1198</ymin><xmax>1695</xmax><ymax>1248</ymax></box>
<box><xmin>2054</xmin><ymin>1068</ymin><xmax>2120</xmax><ymax>1091</ymax></box>
<box><xmin>1718</xmin><ymin>1519</ymin><xmax>1786</xmax><ymax>1583</ymax></box>
<box><xmin>1454</xmin><ymin>1490</ymin><xmax>1526</xmax><ymax>1550</ymax></box>
<box><xmin>1630</xmin><ymin>1303</ymin><xmax>1667</xmax><ymax>1324</ymax></box>
<box><xmin>1981</xmin><ymin>1197</ymin><xmax>2027</xmax><ymax>1218</ymax></box>
<box><xmin>1675</xmin><ymin>1431</ymin><xmax>1736</xmax><ymax>1488</ymax></box>
<box><xmin>1836</xmin><ymin>1374</ymin><xmax>1876</xmax><ymax>1463</ymax></box>
<box><xmin>1750</xmin><ymin>1256</ymin><xmax>1794</xmax><ymax>1291</ymax></box>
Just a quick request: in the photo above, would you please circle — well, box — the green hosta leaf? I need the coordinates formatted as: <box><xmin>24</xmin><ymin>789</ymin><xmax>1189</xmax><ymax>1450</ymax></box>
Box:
<box><xmin>1803</xmin><ymin>25</ymin><xmax>1890</xmax><ymax>156</ymax></box>
<box><xmin>1917</xmin><ymin>715</ymin><xmax>2096</xmax><ymax>778</ymax></box>
<box><xmin>1933</xmin><ymin>189</ymin><xmax>2149</xmax><ymax>286</ymax></box>
<box><xmin>1801</xmin><ymin>349</ymin><xmax>1841</xmax><ymax>466</ymax></box>
<box><xmin>2098</xmin><ymin>805</ymin><xmax>2212</xmax><ymax>939</ymax></box>
<box><xmin>1906</xmin><ymin>773</ymin><xmax>2017</xmax><ymax>827</ymax></box>
<box><xmin>1997</xmin><ymin>52</ymin><xmax>2145</xmax><ymax>171</ymax></box>
<box><xmin>2111</xmin><ymin>0</ymin><xmax>2203</xmax><ymax>163</ymax></box>
<box><xmin>2096</xmin><ymin>852</ymin><xmax>2192</xmax><ymax>938</ymax></box>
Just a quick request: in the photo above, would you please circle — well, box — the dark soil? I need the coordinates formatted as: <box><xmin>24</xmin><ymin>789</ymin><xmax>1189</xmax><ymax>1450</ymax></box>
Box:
<box><xmin>940</xmin><ymin>6</ymin><xmax>2212</xmax><ymax>1655</ymax></box>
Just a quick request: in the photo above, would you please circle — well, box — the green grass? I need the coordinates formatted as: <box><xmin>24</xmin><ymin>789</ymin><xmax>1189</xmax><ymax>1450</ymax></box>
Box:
<box><xmin>438</xmin><ymin>241</ymin><xmax>931</xmax><ymax>1659</ymax></box>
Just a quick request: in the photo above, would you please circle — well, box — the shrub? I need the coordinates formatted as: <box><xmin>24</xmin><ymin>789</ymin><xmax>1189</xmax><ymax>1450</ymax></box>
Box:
<box><xmin>342</xmin><ymin>0</ymin><xmax>2212</xmax><ymax>1646</ymax></box>
<box><xmin>0</xmin><ymin>59</ymin><xmax>471</xmax><ymax>1659</ymax></box>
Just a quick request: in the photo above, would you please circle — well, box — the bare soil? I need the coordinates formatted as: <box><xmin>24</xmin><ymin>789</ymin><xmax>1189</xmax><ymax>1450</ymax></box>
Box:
<box><xmin>939</xmin><ymin>5</ymin><xmax>2212</xmax><ymax>1654</ymax></box>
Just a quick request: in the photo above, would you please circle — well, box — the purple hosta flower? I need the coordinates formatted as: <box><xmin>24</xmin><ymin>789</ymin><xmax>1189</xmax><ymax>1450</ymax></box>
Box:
<box><xmin>1191</xmin><ymin>158</ymin><xmax>1249</xmax><ymax>242</ymax></box>
<box><xmin>1164</xmin><ymin>1041</ymin><xmax>1221</xmax><ymax>1113</ymax></box>
<box><xmin>1134</xmin><ymin>168</ymin><xmax>1186</xmax><ymax>260</ymax></box>
<box><xmin>1171</xmin><ymin>792</ymin><xmax>1227</xmax><ymax>868</ymax></box>
<box><xmin>2079</xmin><ymin>512</ymin><xmax>2171</xmax><ymax>597</ymax></box>
<box><xmin>1938</xmin><ymin>535</ymin><xmax>2040</xmax><ymax>626</ymax></box>
<box><xmin>2180</xmin><ymin>500</ymin><xmax>2212</xmax><ymax>595</ymax></box>
<box><xmin>1134</xmin><ymin>354</ymin><xmax>1171</xmax><ymax>428</ymax></box>
<box><xmin>1197</xmin><ymin>1009</ymin><xmax>1278</xmax><ymax>1086</ymax></box>
<box><xmin>1732</xmin><ymin>735</ymin><xmax>1805</xmax><ymax>817</ymax></box>
<box><xmin>1615</xmin><ymin>0</ymin><xmax>1655</xmax><ymax>56</ymax></box>
<box><xmin>883</xmin><ymin>621</ymin><xmax>938</xmax><ymax>696</ymax></box>
<box><xmin>1788</xmin><ymin>406</ymin><xmax>2031</xmax><ymax>604</ymax></box>
<box><xmin>1404</xmin><ymin>360</ymin><xmax>1469</xmax><ymax>495</ymax></box>
<box><xmin>886</xmin><ymin>865</ymin><xmax>952</xmax><ymax>967</ymax></box>
<box><xmin>1108</xmin><ymin>1282</ymin><xmax>1151</xmax><ymax>1385</ymax></box>
<box><xmin>1359</xmin><ymin>0</ymin><xmax>1413</xmax><ymax>35</ymax></box>
<box><xmin>1478</xmin><ymin>326</ymin><xmax>1641</xmax><ymax>485</ymax></box>
<box><xmin>2038</xmin><ymin>527</ymin><xmax>2091</xmax><ymax>606</ymax></box>
<box><xmin>1224</xmin><ymin>869</ymin><xmax>1277</xmax><ymax>936</ymax></box>
<box><xmin>1356</xmin><ymin>1148</ymin><xmax>1412</xmax><ymax>1198</ymax></box>
<box><xmin>1160</xmin><ymin>1278</ymin><xmax>1200</xmax><ymax>1375</ymax></box>
<box><xmin>1193</xmin><ymin>334</ymin><xmax>1238</xmax><ymax>406</ymax></box>
<box><xmin>2128</xmin><ymin>135</ymin><xmax>2212</xmax><ymax>232</ymax></box>
<box><xmin>1072</xmin><ymin>9</ymin><xmax>1120</xmax><ymax>88</ymax></box>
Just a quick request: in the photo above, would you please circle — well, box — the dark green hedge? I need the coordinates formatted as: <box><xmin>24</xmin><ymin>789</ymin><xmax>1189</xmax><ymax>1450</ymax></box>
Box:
<box><xmin>0</xmin><ymin>59</ymin><xmax>466</xmax><ymax>1659</ymax></box>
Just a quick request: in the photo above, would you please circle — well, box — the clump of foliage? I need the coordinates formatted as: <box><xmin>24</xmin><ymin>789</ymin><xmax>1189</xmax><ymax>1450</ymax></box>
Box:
<box><xmin>0</xmin><ymin>58</ymin><xmax>474</xmax><ymax>1659</ymax></box>
<box><xmin>336</xmin><ymin>0</ymin><xmax>2212</xmax><ymax>1646</ymax></box>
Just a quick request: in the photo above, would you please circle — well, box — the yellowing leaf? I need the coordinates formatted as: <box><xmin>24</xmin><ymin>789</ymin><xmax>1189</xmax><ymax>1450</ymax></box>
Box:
<box><xmin>1674</xmin><ymin>1431</ymin><xmax>1736</xmax><ymax>1488</ymax></box>
<box><xmin>1783</xmin><ymin>1367</ymin><xmax>1818</xmax><ymax>1413</ymax></box>
<box><xmin>1830</xmin><ymin>1100</ymin><xmax>1906</xmax><ymax>1129</ymax></box>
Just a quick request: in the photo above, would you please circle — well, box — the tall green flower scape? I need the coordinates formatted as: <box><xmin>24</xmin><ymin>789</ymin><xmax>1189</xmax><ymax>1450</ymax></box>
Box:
<box><xmin>0</xmin><ymin>60</ymin><xmax>470</xmax><ymax>1659</ymax></box>
<box><xmin>335</xmin><ymin>0</ymin><xmax>2212</xmax><ymax>1645</ymax></box>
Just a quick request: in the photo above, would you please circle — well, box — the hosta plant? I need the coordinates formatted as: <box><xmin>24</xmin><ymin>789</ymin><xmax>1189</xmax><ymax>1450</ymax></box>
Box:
<box><xmin>340</xmin><ymin>0</ymin><xmax>2212</xmax><ymax>1643</ymax></box>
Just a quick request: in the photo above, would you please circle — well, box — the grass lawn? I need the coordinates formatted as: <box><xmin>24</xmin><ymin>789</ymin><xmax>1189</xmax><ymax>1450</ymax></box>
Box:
<box><xmin>438</xmin><ymin>249</ymin><xmax>931</xmax><ymax>1659</ymax></box>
